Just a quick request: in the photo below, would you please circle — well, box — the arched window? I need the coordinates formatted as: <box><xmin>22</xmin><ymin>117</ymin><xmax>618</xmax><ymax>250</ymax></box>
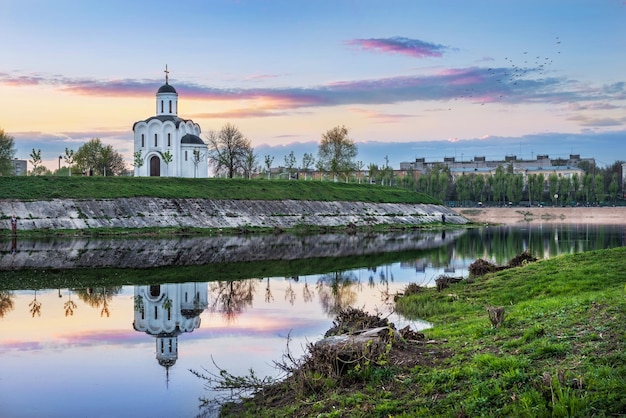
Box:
<box><xmin>169</xmin><ymin>100</ymin><xmax>172</xmax><ymax>113</ymax></box>
<box><xmin>141</xmin><ymin>134</ymin><xmax>145</xmax><ymax>147</ymax></box>
<box><xmin>167</xmin><ymin>133</ymin><xmax>171</xmax><ymax>147</ymax></box>
<box><xmin>161</xmin><ymin>100</ymin><xmax>164</xmax><ymax>113</ymax></box>
<box><xmin>154</xmin><ymin>133</ymin><xmax>158</xmax><ymax>146</ymax></box>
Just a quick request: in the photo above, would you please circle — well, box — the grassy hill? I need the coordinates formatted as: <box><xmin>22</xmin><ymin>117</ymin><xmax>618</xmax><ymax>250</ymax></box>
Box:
<box><xmin>0</xmin><ymin>176</ymin><xmax>439</xmax><ymax>204</ymax></box>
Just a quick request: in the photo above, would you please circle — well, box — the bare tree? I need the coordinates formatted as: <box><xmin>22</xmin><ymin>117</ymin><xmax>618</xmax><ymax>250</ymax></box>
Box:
<box><xmin>302</xmin><ymin>152</ymin><xmax>314</xmax><ymax>180</ymax></box>
<box><xmin>64</xmin><ymin>148</ymin><xmax>75</xmax><ymax>176</ymax></box>
<box><xmin>243</xmin><ymin>148</ymin><xmax>257</xmax><ymax>179</ymax></box>
<box><xmin>29</xmin><ymin>149</ymin><xmax>42</xmax><ymax>175</ymax></box>
<box><xmin>284</xmin><ymin>151</ymin><xmax>296</xmax><ymax>180</ymax></box>
<box><xmin>264</xmin><ymin>155</ymin><xmax>274</xmax><ymax>180</ymax></box>
<box><xmin>206</xmin><ymin>124</ymin><xmax>253</xmax><ymax>178</ymax></box>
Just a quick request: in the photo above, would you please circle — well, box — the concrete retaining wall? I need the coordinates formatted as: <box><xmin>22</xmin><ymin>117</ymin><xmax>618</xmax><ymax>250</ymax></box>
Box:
<box><xmin>1</xmin><ymin>198</ymin><xmax>468</xmax><ymax>232</ymax></box>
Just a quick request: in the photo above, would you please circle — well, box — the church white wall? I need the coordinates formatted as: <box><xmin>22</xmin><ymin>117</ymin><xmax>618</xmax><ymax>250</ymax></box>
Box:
<box><xmin>133</xmin><ymin>82</ymin><xmax>207</xmax><ymax>178</ymax></box>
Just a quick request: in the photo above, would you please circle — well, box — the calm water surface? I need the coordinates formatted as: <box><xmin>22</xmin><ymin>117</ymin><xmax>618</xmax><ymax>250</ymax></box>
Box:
<box><xmin>1</xmin><ymin>224</ymin><xmax>624</xmax><ymax>418</ymax></box>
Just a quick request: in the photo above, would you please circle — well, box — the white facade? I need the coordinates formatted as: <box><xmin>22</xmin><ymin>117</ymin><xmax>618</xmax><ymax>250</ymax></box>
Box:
<box><xmin>133</xmin><ymin>71</ymin><xmax>208</xmax><ymax>178</ymax></box>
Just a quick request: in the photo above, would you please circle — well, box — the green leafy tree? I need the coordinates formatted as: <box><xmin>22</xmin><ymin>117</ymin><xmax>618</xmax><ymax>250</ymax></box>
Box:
<box><xmin>74</xmin><ymin>138</ymin><xmax>126</xmax><ymax>176</ymax></box>
<box><xmin>593</xmin><ymin>174</ymin><xmax>605</xmax><ymax>203</ymax></box>
<box><xmin>456</xmin><ymin>174</ymin><xmax>471</xmax><ymax>203</ymax></box>
<box><xmin>133</xmin><ymin>150</ymin><xmax>144</xmax><ymax>170</ymax></box>
<box><xmin>29</xmin><ymin>149</ymin><xmax>42</xmax><ymax>175</ymax></box>
<box><xmin>162</xmin><ymin>150</ymin><xmax>173</xmax><ymax>176</ymax></box>
<box><xmin>493</xmin><ymin>166</ymin><xmax>507</xmax><ymax>204</ymax></box>
<box><xmin>548</xmin><ymin>173</ymin><xmax>559</xmax><ymax>206</ymax></box>
<box><xmin>582</xmin><ymin>173</ymin><xmax>593</xmax><ymax>203</ymax></box>
<box><xmin>317</xmin><ymin>125</ymin><xmax>357</xmax><ymax>182</ymax></box>
<box><xmin>206</xmin><ymin>123</ymin><xmax>253</xmax><ymax>178</ymax></box>
<box><xmin>473</xmin><ymin>175</ymin><xmax>486</xmax><ymax>203</ymax></box>
<box><xmin>571</xmin><ymin>173</ymin><xmax>580</xmax><ymax>202</ymax></box>
<box><xmin>507</xmin><ymin>174</ymin><xmax>524</xmax><ymax>204</ymax></box>
<box><xmin>608</xmin><ymin>173</ymin><xmax>619</xmax><ymax>204</ymax></box>
<box><xmin>0</xmin><ymin>128</ymin><xmax>16</xmax><ymax>176</ymax></box>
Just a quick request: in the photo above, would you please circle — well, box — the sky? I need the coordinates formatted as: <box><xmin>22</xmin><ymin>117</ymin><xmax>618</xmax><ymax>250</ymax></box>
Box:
<box><xmin>1</xmin><ymin>0</ymin><xmax>625</xmax><ymax>172</ymax></box>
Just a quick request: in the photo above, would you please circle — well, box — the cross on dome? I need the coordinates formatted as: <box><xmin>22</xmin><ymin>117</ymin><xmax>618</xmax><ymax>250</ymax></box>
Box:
<box><xmin>164</xmin><ymin>64</ymin><xmax>169</xmax><ymax>84</ymax></box>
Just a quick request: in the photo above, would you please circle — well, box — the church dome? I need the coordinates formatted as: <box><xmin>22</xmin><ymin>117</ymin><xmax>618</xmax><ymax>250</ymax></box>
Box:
<box><xmin>157</xmin><ymin>83</ymin><xmax>177</xmax><ymax>94</ymax></box>
<box><xmin>181</xmin><ymin>133</ymin><xmax>205</xmax><ymax>144</ymax></box>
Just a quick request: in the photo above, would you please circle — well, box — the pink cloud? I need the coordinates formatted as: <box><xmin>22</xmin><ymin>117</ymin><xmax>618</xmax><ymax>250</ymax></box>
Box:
<box><xmin>346</xmin><ymin>36</ymin><xmax>450</xmax><ymax>58</ymax></box>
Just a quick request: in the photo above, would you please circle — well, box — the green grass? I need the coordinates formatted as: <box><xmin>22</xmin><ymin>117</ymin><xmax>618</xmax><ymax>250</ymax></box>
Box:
<box><xmin>227</xmin><ymin>247</ymin><xmax>626</xmax><ymax>417</ymax></box>
<box><xmin>0</xmin><ymin>176</ymin><xmax>439</xmax><ymax>203</ymax></box>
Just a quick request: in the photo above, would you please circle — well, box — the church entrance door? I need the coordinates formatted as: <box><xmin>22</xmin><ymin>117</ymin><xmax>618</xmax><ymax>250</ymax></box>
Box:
<box><xmin>150</xmin><ymin>156</ymin><xmax>161</xmax><ymax>177</ymax></box>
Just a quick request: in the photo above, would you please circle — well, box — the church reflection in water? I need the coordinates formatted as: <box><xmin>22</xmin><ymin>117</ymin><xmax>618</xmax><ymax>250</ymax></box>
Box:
<box><xmin>133</xmin><ymin>283</ymin><xmax>209</xmax><ymax>369</ymax></box>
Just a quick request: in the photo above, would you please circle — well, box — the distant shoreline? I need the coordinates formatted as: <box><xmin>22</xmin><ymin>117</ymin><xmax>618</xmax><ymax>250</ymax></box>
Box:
<box><xmin>455</xmin><ymin>206</ymin><xmax>626</xmax><ymax>225</ymax></box>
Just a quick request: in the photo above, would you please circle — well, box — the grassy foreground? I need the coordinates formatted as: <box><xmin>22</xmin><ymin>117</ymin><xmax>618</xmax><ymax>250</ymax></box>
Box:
<box><xmin>223</xmin><ymin>247</ymin><xmax>626</xmax><ymax>417</ymax></box>
<box><xmin>0</xmin><ymin>176</ymin><xmax>438</xmax><ymax>203</ymax></box>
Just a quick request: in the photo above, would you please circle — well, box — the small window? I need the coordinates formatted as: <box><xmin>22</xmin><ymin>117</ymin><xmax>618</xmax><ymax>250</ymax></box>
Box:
<box><xmin>169</xmin><ymin>100</ymin><xmax>172</xmax><ymax>113</ymax></box>
<box><xmin>141</xmin><ymin>134</ymin><xmax>145</xmax><ymax>147</ymax></box>
<box><xmin>161</xmin><ymin>100</ymin><xmax>164</xmax><ymax>113</ymax></box>
<box><xmin>167</xmin><ymin>133</ymin><xmax>171</xmax><ymax>147</ymax></box>
<box><xmin>154</xmin><ymin>133</ymin><xmax>158</xmax><ymax>146</ymax></box>
<box><xmin>185</xmin><ymin>150</ymin><xmax>188</xmax><ymax>161</ymax></box>
<box><xmin>154</xmin><ymin>306</ymin><xmax>158</xmax><ymax>319</ymax></box>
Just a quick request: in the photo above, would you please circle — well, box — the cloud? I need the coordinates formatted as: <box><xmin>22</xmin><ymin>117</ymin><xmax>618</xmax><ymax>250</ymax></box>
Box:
<box><xmin>346</xmin><ymin>36</ymin><xmax>451</xmax><ymax>58</ymax></box>
<box><xmin>1</xmin><ymin>66</ymin><xmax>622</xmax><ymax>113</ymax></box>
<box><xmin>567</xmin><ymin>115</ymin><xmax>626</xmax><ymax>127</ymax></box>
<box><xmin>349</xmin><ymin>108</ymin><xmax>418</xmax><ymax>123</ymax></box>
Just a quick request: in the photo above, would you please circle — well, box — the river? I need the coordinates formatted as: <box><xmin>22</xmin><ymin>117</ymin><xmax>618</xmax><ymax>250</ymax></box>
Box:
<box><xmin>0</xmin><ymin>224</ymin><xmax>624</xmax><ymax>418</ymax></box>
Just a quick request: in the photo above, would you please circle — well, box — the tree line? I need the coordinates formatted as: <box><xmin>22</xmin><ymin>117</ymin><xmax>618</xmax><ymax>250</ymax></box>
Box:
<box><xmin>400</xmin><ymin>162</ymin><xmax>624</xmax><ymax>206</ymax></box>
<box><xmin>1</xmin><ymin>126</ymin><xmax>623</xmax><ymax>205</ymax></box>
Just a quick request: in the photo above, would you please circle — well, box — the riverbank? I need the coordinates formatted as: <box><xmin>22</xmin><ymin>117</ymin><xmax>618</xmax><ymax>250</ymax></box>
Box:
<box><xmin>455</xmin><ymin>206</ymin><xmax>626</xmax><ymax>225</ymax></box>
<box><xmin>219</xmin><ymin>247</ymin><xmax>626</xmax><ymax>417</ymax></box>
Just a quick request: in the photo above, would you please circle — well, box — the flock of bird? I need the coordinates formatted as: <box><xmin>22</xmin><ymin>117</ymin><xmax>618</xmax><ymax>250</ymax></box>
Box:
<box><xmin>449</xmin><ymin>36</ymin><xmax>563</xmax><ymax>108</ymax></box>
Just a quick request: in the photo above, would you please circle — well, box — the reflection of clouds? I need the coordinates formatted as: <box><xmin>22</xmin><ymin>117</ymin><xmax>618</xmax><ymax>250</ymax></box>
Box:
<box><xmin>0</xmin><ymin>330</ymin><xmax>147</xmax><ymax>354</ymax></box>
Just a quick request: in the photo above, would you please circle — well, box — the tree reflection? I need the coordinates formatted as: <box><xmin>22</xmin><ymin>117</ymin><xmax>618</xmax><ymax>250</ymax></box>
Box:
<box><xmin>209</xmin><ymin>279</ymin><xmax>257</xmax><ymax>322</ymax></box>
<box><xmin>302</xmin><ymin>278</ymin><xmax>314</xmax><ymax>303</ymax></box>
<box><xmin>264</xmin><ymin>277</ymin><xmax>274</xmax><ymax>303</ymax></box>
<box><xmin>29</xmin><ymin>290</ymin><xmax>42</xmax><ymax>317</ymax></box>
<box><xmin>75</xmin><ymin>287</ymin><xmax>122</xmax><ymax>318</ymax></box>
<box><xmin>63</xmin><ymin>289</ymin><xmax>77</xmax><ymax>317</ymax></box>
<box><xmin>284</xmin><ymin>277</ymin><xmax>297</xmax><ymax>305</ymax></box>
<box><xmin>316</xmin><ymin>271</ymin><xmax>359</xmax><ymax>316</ymax></box>
<box><xmin>0</xmin><ymin>291</ymin><xmax>15</xmax><ymax>318</ymax></box>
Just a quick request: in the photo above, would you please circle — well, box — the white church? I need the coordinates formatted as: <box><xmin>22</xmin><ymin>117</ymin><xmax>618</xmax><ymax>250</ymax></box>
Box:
<box><xmin>133</xmin><ymin>67</ymin><xmax>208</xmax><ymax>177</ymax></box>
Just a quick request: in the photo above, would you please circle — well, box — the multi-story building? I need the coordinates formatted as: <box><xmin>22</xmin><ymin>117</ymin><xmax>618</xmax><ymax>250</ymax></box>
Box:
<box><xmin>11</xmin><ymin>159</ymin><xmax>27</xmax><ymax>176</ymax></box>
<box><xmin>401</xmin><ymin>154</ymin><xmax>589</xmax><ymax>182</ymax></box>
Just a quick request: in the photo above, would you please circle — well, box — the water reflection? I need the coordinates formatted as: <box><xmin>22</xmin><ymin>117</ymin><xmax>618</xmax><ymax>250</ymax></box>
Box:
<box><xmin>0</xmin><ymin>224</ymin><xmax>624</xmax><ymax>418</ymax></box>
<box><xmin>134</xmin><ymin>283</ymin><xmax>209</xmax><ymax>374</ymax></box>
